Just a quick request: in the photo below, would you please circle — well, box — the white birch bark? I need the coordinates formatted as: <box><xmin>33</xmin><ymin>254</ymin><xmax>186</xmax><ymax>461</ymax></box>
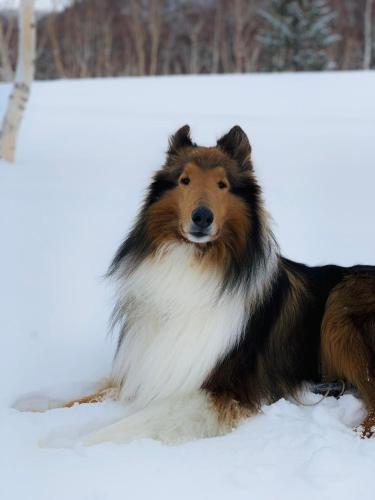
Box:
<box><xmin>364</xmin><ymin>0</ymin><xmax>374</xmax><ymax>70</ymax></box>
<box><xmin>0</xmin><ymin>0</ymin><xmax>36</xmax><ymax>163</ymax></box>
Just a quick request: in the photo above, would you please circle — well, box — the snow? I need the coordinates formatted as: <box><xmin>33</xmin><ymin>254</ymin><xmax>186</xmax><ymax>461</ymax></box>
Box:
<box><xmin>1</xmin><ymin>71</ymin><xmax>375</xmax><ymax>500</ymax></box>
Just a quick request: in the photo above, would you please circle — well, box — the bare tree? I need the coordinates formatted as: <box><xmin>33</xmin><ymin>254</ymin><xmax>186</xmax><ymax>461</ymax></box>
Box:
<box><xmin>0</xmin><ymin>0</ymin><xmax>35</xmax><ymax>163</ymax></box>
<box><xmin>189</xmin><ymin>18</ymin><xmax>203</xmax><ymax>74</ymax></box>
<box><xmin>46</xmin><ymin>10</ymin><xmax>65</xmax><ymax>78</ymax></box>
<box><xmin>99</xmin><ymin>9</ymin><xmax>115</xmax><ymax>76</ymax></box>
<box><xmin>211</xmin><ymin>0</ymin><xmax>223</xmax><ymax>73</ymax></box>
<box><xmin>233</xmin><ymin>0</ymin><xmax>246</xmax><ymax>72</ymax></box>
<box><xmin>130</xmin><ymin>0</ymin><xmax>146</xmax><ymax>75</ymax></box>
<box><xmin>149</xmin><ymin>0</ymin><xmax>163</xmax><ymax>75</ymax></box>
<box><xmin>0</xmin><ymin>0</ymin><xmax>369</xmax><ymax>81</ymax></box>
<box><xmin>364</xmin><ymin>0</ymin><xmax>374</xmax><ymax>69</ymax></box>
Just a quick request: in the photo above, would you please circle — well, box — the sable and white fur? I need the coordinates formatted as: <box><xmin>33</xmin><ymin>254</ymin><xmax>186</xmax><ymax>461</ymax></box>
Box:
<box><xmin>112</xmin><ymin>244</ymin><xmax>251</xmax><ymax>405</ymax></box>
<box><xmin>85</xmin><ymin>239</ymin><xmax>277</xmax><ymax>445</ymax></box>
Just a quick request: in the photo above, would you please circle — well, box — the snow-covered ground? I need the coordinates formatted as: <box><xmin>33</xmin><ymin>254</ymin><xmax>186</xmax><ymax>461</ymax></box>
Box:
<box><xmin>1</xmin><ymin>71</ymin><xmax>375</xmax><ymax>500</ymax></box>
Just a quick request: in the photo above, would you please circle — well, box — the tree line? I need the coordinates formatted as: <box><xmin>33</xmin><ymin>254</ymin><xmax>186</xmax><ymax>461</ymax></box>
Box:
<box><xmin>0</xmin><ymin>0</ymin><xmax>373</xmax><ymax>81</ymax></box>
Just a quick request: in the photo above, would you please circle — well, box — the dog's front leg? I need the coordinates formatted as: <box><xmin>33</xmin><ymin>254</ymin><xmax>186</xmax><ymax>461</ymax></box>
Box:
<box><xmin>13</xmin><ymin>378</ymin><xmax>118</xmax><ymax>412</ymax></box>
<box><xmin>83</xmin><ymin>390</ymin><xmax>236</xmax><ymax>446</ymax></box>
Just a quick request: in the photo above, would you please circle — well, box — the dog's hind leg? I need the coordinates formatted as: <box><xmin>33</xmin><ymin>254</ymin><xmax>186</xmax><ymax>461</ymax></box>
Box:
<box><xmin>321</xmin><ymin>274</ymin><xmax>375</xmax><ymax>438</ymax></box>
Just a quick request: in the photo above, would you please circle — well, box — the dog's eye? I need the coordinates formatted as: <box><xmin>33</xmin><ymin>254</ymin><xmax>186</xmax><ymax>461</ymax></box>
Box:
<box><xmin>218</xmin><ymin>181</ymin><xmax>227</xmax><ymax>189</ymax></box>
<box><xmin>180</xmin><ymin>177</ymin><xmax>190</xmax><ymax>185</ymax></box>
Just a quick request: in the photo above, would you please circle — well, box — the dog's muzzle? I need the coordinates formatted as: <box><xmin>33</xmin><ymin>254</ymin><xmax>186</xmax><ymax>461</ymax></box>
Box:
<box><xmin>187</xmin><ymin>206</ymin><xmax>215</xmax><ymax>243</ymax></box>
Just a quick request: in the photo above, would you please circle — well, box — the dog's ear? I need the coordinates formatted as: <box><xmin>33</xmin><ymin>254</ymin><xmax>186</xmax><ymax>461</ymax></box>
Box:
<box><xmin>217</xmin><ymin>126</ymin><xmax>252</xmax><ymax>170</ymax></box>
<box><xmin>168</xmin><ymin>125</ymin><xmax>194</xmax><ymax>155</ymax></box>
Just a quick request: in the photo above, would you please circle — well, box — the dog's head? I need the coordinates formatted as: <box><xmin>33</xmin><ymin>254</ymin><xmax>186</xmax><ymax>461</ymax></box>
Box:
<box><xmin>110</xmin><ymin>125</ymin><xmax>272</xmax><ymax>281</ymax></box>
<box><xmin>145</xmin><ymin>125</ymin><xmax>261</xmax><ymax>250</ymax></box>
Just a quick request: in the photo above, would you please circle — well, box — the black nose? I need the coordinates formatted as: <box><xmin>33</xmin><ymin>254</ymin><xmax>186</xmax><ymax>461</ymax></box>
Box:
<box><xmin>191</xmin><ymin>206</ymin><xmax>214</xmax><ymax>229</ymax></box>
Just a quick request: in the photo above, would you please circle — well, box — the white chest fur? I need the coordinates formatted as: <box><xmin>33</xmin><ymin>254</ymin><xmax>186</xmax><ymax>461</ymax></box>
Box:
<box><xmin>111</xmin><ymin>244</ymin><xmax>249</xmax><ymax>407</ymax></box>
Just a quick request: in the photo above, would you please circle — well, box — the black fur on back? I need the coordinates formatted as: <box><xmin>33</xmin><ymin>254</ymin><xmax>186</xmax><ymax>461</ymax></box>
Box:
<box><xmin>203</xmin><ymin>260</ymin><xmax>375</xmax><ymax>409</ymax></box>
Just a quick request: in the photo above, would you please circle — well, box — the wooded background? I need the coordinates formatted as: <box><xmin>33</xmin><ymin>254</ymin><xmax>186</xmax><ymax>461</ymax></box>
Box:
<box><xmin>0</xmin><ymin>0</ymin><xmax>373</xmax><ymax>81</ymax></box>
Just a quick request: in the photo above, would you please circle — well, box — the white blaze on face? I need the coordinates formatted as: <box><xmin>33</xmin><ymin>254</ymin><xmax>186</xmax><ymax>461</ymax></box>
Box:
<box><xmin>184</xmin><ymin>227</ymin><xmax>217</xmax><ymax>244</ymax></box>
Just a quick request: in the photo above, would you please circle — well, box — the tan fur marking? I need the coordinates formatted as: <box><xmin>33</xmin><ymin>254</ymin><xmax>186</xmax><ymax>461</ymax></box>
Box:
<box><xmin>359</xmin><ymin>410</ymin><xmax>375</xmax><ymax>438</ymax></box>
<box><xmin>147</xmin><ymin>191</ymin><xmax>180</xmax><ymax>248</ymax></box>
<box><xmin>211</xmin><ymin>394</ymin><xmax>253</xmax><ymax>428</ymax></box>
<box><xmin>63</xmin><ymin>386</ymin><xmax>118</xmax><ymax>408</ymax></box>
<box><xmin>177</xmin><ymin>163</ymin><xmax>234</xmax><ymax>241</ymax></box>
<box><xmin>147</xmin><ymin>160</ymin><xmax>251</xmax><ymax>273</ymax></box>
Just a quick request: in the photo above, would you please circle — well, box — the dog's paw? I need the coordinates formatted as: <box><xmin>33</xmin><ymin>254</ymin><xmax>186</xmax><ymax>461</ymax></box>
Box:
<box><xmin>12</xmin><ymin>378</ymin><xmax>117</xmax><ymax>413</ymax></box>
<box><xmin>354</xmin><ymin>424</ymin><xmax>375</xmax><ymax>439</ymax></box>
<box><xmin>354</xmin><ymin>411</ymin><xmax>375</xmax><ymax>439</ymax></box>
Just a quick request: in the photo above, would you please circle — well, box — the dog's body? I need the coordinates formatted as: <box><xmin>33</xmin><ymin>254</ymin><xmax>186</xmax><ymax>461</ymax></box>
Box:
<box><xmin>82</xmin><ymin>125</ymin><xmax>375</xmax><ymax>445</ymax></box>
<box><xmin>18</xmin><ymin>126</ymin><xmax>375</xmax><ymax>444</ymax></box>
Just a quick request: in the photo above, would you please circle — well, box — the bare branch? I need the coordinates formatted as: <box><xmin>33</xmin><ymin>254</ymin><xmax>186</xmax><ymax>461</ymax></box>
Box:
<box><xmin>364</xmin><ymin>0</ymin><xmax>374</xmax><ymax>69</ymax></box>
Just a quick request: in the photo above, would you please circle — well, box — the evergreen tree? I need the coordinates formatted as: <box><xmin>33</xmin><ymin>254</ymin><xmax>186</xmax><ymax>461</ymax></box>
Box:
<box><xmin>259</xmin><ymin>0</ymin><xmax>340</xmax><ymax>71</ymax></box>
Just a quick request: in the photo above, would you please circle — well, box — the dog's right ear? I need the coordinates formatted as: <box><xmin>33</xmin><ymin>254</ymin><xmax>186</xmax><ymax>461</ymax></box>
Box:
<box><xmin>167</xmin><ymin>125</ymin><xmax>194</xmax><ymax>155</ymax></box>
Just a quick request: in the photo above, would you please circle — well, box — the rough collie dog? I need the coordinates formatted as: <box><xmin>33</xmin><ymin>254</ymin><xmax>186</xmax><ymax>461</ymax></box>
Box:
<box><xmin>19</xmin><ymin>125</ymin><xmax>375</xmax><ymax>444</ymax></box>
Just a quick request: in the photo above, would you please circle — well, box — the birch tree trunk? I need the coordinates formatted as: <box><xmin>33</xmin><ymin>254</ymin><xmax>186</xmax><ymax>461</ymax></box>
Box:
<box><xmin>130</xmin><ymin>0</ymin><xmax>146</xmax><ymax>75</ymax></box>
<box><xmin>211</xmin><ymin>1</ymin><xmax>223</xmax><ymax>73</ymax></box>
<box><xmin>0</xmin><ymin>0</ymin><xmax>36</xmax><ymax>163</ymax></box>
<box><xmin>149</xmin><ymin>0</ymin><xmax>162</xmax><ymax>75</ymax></box>
<box><xmin>47</xmin><ymin>12</ymin><xmax>66</xmax><ymax>78</ymax></box>
<box><xmin>364</xmin><ymin>0</ymin><xmax>374</xmax><ymax>69</ymax></box>
<box><xmin>233</xmin><ymin>0</ymin><xmax>245</xmax><ymax>73</ymax></box>
<box><xmin>189</xmin><ymin>21</ymin><xmax>203</xmax><ymax>74</ymax></box>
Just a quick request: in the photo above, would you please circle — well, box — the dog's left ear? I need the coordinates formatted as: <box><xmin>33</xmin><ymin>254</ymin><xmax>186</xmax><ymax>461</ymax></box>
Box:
<box><xmin>217</xmin><ymin>126</ymin><xmax>252</xmax><ymax>171</ymax></box>
<box><xmin>168</xmin><ymin>125</ymin><xmax>194</xmax><ymax>155</ymax></box>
